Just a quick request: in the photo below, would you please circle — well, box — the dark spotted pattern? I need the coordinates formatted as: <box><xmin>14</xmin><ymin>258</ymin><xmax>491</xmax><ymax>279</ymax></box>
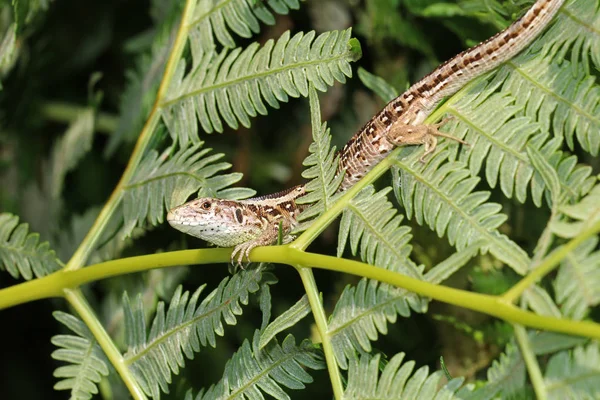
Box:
<box><xmin>337</xmin><ymin>0</ymin><xmax>563</xmax><ymax>190</ymax></box>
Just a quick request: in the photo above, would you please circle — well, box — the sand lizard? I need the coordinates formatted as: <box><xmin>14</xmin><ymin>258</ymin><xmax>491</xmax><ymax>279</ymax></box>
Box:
<box><xmin>167</xmin><ymin>0</ymin><xmax>565</xmax><ymax>264</ymax></box>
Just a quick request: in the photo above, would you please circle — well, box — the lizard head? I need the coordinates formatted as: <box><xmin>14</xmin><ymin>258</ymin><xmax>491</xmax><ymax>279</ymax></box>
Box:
<box><xmin>167</xmin><ymin>198</ymin><xmax>263</xmax><ymax>248</ymax></box>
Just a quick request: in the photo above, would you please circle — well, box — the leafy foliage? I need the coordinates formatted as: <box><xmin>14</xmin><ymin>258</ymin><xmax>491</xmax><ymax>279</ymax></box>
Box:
<box><xmin>186</xmin><ymin>331</ymin><xmax>324</xmax><ymax>400</ymax></box>
<box><xmin>51</xmin><ymin>311</ymin><xmax>110</xmax><ymax>400</ymax></box>
<box><xmin>0</xmin><ymin>213</ymin><xmax>62</xmax><ymax>279</ymax></box>
<box><xmin>328</xmin><ymin>278</ymin><xmax>426</xmax><ymax>370</ymax></box>
<box><xmin>343</xmin><ymin>352</ymin><xmax>472</xmax><ymax>399</ymax></box>
<box><xmin>123</xmin><ymin>269</ymin><xmax>273</xmax><ymax>399</ymax></box>
<box><xmin>122</xmin><ymin>142</ymin><xmax>254</xmax><ymax>236</ymax></box>
<box><xmin>161</xmin><ymin>29</ymin><xmax>361</xmax><ymax>144</ymax></box>
<box><xmin>552</xmin><ymin>183</ymin><xmax>600</xmax><ymax>238</ymax></box>
<box><xmin>554</xmin><ymin>237</ymin><xmax>600</xmax><ymax>320</ymax></box>
<box><xmin>295</xmin><ymin>84</ymin><xmax>343</xmax><ymax>221</ymax></box>
<box><xmin>448</xmin><ymin>77</ymin><xmax>594</xmax><ymax>207</ymax></box>
<box><xmin>259</xmin><ymin>294</ymin><xmax>311</xmax><ymax>350</ymax></box>
<box><xmin>189</xmin><ymin>0</ymin><xmax>301</xmax><ymax>54</ymax></box>
<box><xmin>545</xmin><ymin>342</ymin><xmax>600</xmax><ymax>399</ymax></box>
<box><xmin>393</xmin><ymin>149</ymin><xmax>530</xmax><ymax>274</ymax></box>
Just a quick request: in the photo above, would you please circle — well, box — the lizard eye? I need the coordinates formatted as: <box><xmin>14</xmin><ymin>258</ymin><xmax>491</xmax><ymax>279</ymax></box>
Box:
<box><xmin>201</xmin><ymin>201</ymin><xmax>212</xmax><ymax>210</ymax></box>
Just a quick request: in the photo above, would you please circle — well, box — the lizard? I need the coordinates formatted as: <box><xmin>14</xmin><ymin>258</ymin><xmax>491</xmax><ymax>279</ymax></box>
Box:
<box><xmin>167</xmin><ymin>0</ymin><xmax>566</xmax><ymax>264</ymax></box>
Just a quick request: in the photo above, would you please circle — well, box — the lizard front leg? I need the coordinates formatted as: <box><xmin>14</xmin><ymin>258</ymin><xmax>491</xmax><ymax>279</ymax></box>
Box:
<box><xmin>386</xmin><ymin>117</ymin><xmax>468</xmax><ymax>162</ymax></box>
<box><xmin>231</xmin><ymin>220</ymin><xmax>292</xmax><ymax>266</ymax></box>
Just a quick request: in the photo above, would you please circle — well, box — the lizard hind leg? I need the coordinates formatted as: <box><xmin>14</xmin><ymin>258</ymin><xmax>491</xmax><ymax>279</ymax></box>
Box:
<box><xmin>386</xmin><ymin>116</ymin><xmax>468</xmax><ymax>163</ymax></box>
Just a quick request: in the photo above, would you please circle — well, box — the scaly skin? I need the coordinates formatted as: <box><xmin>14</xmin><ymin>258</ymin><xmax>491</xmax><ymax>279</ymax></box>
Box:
<box><xmin>167</xmin><ymin>0</ymin><xmax>565</xmax><ymax>264</ymax></box>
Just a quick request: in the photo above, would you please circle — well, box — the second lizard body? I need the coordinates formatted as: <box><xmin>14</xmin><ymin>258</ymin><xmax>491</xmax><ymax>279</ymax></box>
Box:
<box><xmin>167</xmin><ymin>0</ymin><xmax>565</xmax><ymax>263</ymax></box>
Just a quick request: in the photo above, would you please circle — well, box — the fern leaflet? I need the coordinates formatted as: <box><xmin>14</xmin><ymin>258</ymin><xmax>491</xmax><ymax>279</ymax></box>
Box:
<box><xmin>545</xmin><ymin>342</ymin><xmax>600</xmax><ymax>399</ymax></box>
<box><xmin>51</xmin><ymin>311</ymin><xmax>110</xmax><ymax>400</ymax></box>
<box><xmin>0</xmin><ymin>213</ymin><xmax>62</xmax><ymax>279</ymax></box>
<box><xmin>393</xmin><ymin>149</ymin><xmax>530</xmax><ymax>274</ymax></box>
<box><xmin>328</xmin><ymin>278</ymin><xmax>426</xmax><ymax>370</ymax></box>
<box><xmin>343</xmin><ymin>352</ymin><xmax>472</xmax><ymax>399</ymax></box>
<box><xmin>186</xmin><ymin>331</ymin><xmax>324</xmax><ymax>400</ymax></box>
<box><xmin>554</xmin><ymin>237</ymin><xmax>600</xmax><ymax>320</ymax></box>
<box><xmin>551</xmin><ymin>182</ymin><xmax>600</xmax><ymax>238</ymax></box>
<box><xmin>123</xmin><ymin>269</ymin><xmax>273</xmax><ymax>399</ymax></box>
<box><xmin>295</xmin><ymin>84</ymin><xmax>343</xmax><ymax>223</ymax></box>
<box><xmin>161</xmin><ymin>29</ymin><xmax>361</xmax><ymax>145</ymax></box>
<box><xmin>122</xmin><ymin>142</ymin><xmax>254</xmax><ymax>236</ymax></box>
<box><xmin>189</xmin><ymin>0</ymin><xmax>300</xmax><ymax>54</ymax></box>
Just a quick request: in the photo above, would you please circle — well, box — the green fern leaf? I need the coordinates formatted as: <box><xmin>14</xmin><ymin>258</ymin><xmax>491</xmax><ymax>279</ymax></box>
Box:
<box><xmin>0</xmin><ymin>213</ymin><xmax>62</xmax><ymax>279</ymax></box>
<box><xmin>123</xmin><ymin>269</ymin><xmax>272</xmax><ymax>399</ymax></box>
<box><xmin>328</xmin><ymin>278</ymin><xmax>426</xmax><ymax>370</ymax></box>
<box><xmin>161</xmin><ymin>29</ymin><xmax>361</xmax><ymax>145</ymax></box>
<box><xmin>545</xmin><ymin>342</ymin><xmax>600</xmax><ymax>400</ymax></box>
<box><xmin>339</xmin><ymin>186</ymin><xmax>423</xmax><ymax>279</ymax></box>
<box><xmin>471</xmin><ymin>342</ymin><xmax>524</xmax><ymax>399</ymax></box>
<box><xmin>448</xmin><ymin>80</ymin><xmax>594</xmax><ymax>207</ymax></box>
<box><xmin>343</xmin><ymin>352</ymin><xmax>471</xmax><ymax>399</ymax></box>
<box><xmin>259</xmin><ymin>294</ymin><xmax>311</xmax><ymax>350</ymax></box>
<box><xmin>51</xmin><ymin>311</ymin><xmax>110</xmax><ymax>400</ymax></box>
<box><xmin>503</xmin><ymin>51</ymin><xmax>600</xmax><ymax>157</ymax></box>
<box><xmin>295</xmin><ymin>84</ymin><xmax>343</xmax><ymax>222</ymax></box>
<box><xmin>189</xmin><ymin>0</ymin><xmax>301</xmax><ymax>54</ymax></box>
<box><xmin>551</xmin><ymin>183</ymin><xmax>600</xmax><ymax>238</ymax></box>
<box><xmin>393</xmin><ymin>149</ymin><xmax>530</xmax><ymax>274</ymax></box>
<box><xmin>122</xmin><ymin>142</ymin><xmax>254</xmax><ymax>236</ymax></box>
<box><xmin>357</xmin><ymin>67</ymin><xmax>398</xmax><ymax>103</ymax></box>
<box><xmin>189</xmin><ymin>331</ymin><xmax>324</xmax><ymax>400</ymax></box>
<box><xmin>554</xmin><ymin>237</ymin><xmax>600</xmax><ymax>320</ymax></box>
<box><xmin>537</xmin><ymin>0</ymin><xmax>599</xmax><ymax>75</ymax></box>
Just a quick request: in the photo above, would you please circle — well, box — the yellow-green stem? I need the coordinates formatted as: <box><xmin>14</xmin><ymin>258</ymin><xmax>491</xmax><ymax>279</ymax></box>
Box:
<box><xmin>296</xmin><ymin>267</ymin><xmax>344</xmax><ymax>399</ymax></box>
<box><xmin>3</xmin><ymin>246</ymin><xmax>600</xmax><ymax>340</ymax></box>
<box><xmin>65</xmin><ymin>289</ymin><xmax>148</xmax><ymax>400</ymax></box>
<box><xmin>514</xmin><ymin>325</ymin><xmax>547</xmax><ymax>400</ymax></box>
<box><xmin>503</xmin><ymin>218</ymin><xmax>600</xmax><ymax>303</ymax></box>
<box><xmin>63</xmin><ymin>0</ymin><xmax>197</xmax><ymax>272</ymax></box>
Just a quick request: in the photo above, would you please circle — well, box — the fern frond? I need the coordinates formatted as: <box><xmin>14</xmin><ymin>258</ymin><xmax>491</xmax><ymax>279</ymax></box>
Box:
<box><xmin>123</xmin><ymin>269</ymin><xmax>271</xmax><ymax>399</ymax></box>
<box><xmin>393</xmin><ymin>150</ymin><xmax>530</xmax><ymax>274</ymax></box>
<box><xmin>122</xmin><ymin>142</ymin><xmax>254</xmax><ymax>236</ymax></box>
<box><xmin>343</xmin><ymin>352</ymin><xmax>471</xmax><ymax>399</ymax></box>
<box><xmin>503</xmin><ymin>50</ymin><xmax>600</xmax><ymax>157</ymax></box>
<box><xmin>339</xmin><ymin>186</ymin><xmax>422</xmax><ymax>279</ymax></box>
<box><xmin>554</xmin><ymin>237</ymin><xmax>600</xmax><ymax>320</ymax></box>
<box><xmin>539</xmin><ymin>0</ymin><xmax>599</xmax><ymax>75</ymax></box>
<box><xmin>449</xmin><ymin>81</ymin><xmax>594</xmax><ymax>207</ymax></box>
<box><xmin>469</xmin><ymin>342</ymin><xmax>524</xmax><ymax>399</ymax></box>
<box><xmin>545</xmin><ymin>342</ymin><xmax>600</xmax><ymax>399</ymax></box>
<box><xmin>189</xmin><ymin>0</ymin><xmax>300</xmax><ymax>54</ymax></box>
<box><xmin>51</xmin><ymin>311</ymin><xmax>109</xmax><ymax>400</ymax></box>
<box><xmin>295</xmin><ymin>84</ymin><xmax>343</xmax><ymax>222</ymax></box>
<box><xmin>161</xmin><ymin>29</ymin><xmax>361</xmax><ymax>145</ymax></box>
<box><xmin>551</xmin><ymin>182</ymin><xmax>600</xmax><ymax>238</ymax></box>
<box><xmin>328</xmin><ymin>278</ymin><xmax>427</xmax><ymax>370</ymax></box>
<box><xmin>189</xmin><ymin>331</ymin><xmax>324</xmax><ymax>400</ymax></box>
<box><xmin>259</xmin><ymin>294</ymin><xmax>311</xmax><ymax>350</ymax></box>
<box><xmin>0</xmin><ymin>213</ymin><xmax>62</xmax><ymax>279</ymax></box>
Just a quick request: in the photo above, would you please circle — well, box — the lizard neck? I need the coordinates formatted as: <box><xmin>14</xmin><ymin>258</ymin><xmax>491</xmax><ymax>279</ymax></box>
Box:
<box><xmin>338</xmin><ymin>0</ymin><xmax>565</xmax><ymax>191</ymax></box>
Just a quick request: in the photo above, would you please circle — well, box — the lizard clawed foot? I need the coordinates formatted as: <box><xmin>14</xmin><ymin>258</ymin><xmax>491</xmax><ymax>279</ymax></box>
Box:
<box><xmin>418</xmin><ymin>116</ymin><xmax>469</xmax><ymax>163</ymax></box>
<box><xmin>231</xmin><ymin>242</ymin><xmax>256</xmax><ymax>269</ymax></box>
